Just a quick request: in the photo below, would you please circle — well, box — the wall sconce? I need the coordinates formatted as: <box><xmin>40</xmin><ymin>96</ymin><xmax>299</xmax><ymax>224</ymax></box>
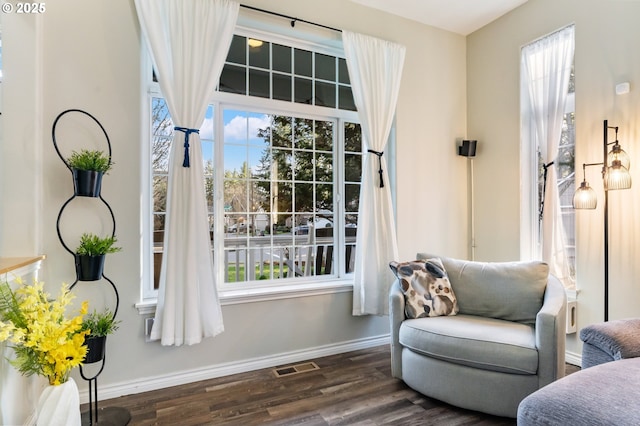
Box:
<box><xmin>572</xmin><ymin>120</ymin><xmax>632</xmax><ymax>321</ymax></box>
<box><xmin>458</xmin><ymin>139</ymin><xmax>477</xmax><ymax>157</ymax></box>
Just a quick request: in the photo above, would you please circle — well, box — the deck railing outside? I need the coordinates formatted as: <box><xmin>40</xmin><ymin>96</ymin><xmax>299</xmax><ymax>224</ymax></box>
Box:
<box><xmin>153</xmin><ymin>228</ymin><xmax>356</xmax><ymax>288</ymax></box>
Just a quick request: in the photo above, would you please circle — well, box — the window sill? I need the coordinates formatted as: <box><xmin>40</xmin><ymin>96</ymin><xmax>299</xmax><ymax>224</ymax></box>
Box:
<box><xmin>135</xmin><ymin>279</ymin><xmax>354</xmax><ymax>315</ymax></box>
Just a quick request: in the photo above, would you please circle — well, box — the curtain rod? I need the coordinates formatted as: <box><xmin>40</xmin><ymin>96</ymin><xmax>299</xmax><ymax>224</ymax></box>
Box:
<box><xmin>240</xmin><ymin>4</ymin><xmax>342</xmax><ymax>33</ymax></box>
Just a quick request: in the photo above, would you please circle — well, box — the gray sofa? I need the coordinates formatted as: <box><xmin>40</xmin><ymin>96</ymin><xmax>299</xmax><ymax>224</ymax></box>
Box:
<box><xmin>389</xmin><ymin>254</ymin><xmax>567</xmax><ymax>418</ymax></box>
<box><xmin>518</xmin><ymin>319</ymin><xmax>640</xmax><ymax>425</ymax></box>
<box><xmin>580</xmin><ymin>318</ymin><xmax>640</xmax><ymax>368</ymax></box>
<box><xmin>518</xmin><ymin>357</ymin><xmax>640</xmax><ymax>425</ymax></box>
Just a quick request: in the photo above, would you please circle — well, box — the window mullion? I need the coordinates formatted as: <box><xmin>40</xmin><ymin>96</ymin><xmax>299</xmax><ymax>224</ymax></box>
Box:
<box><xmin>335</xmin><ymin>118</ymin><xmax>345</xmax><ymax>278</ymax></box>
<box><xmin>213</xmin><ymin>101</ymin><xmax>226</xmax><ymax>286</ymax></box>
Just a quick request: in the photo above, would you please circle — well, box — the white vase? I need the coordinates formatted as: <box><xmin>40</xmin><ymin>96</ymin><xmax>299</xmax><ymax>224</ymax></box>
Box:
<box><xmin>36</xmin><ymin>378</ymin><xmax>81</xmax><ymax>426</ymax></box>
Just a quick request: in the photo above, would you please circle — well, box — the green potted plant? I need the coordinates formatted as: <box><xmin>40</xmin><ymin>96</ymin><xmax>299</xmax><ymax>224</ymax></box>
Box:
<box><xmin>75</xmin><ymin>233</ymin><xmax>122</xmax><ymax>281</ymax></box>
<box><xmin>80</xmin><ymin>309</ymin><xmax>121</xmax><ymax>364</ymax></box>
<box><xmin>66</xmin><ymin>149</ymin><xmax>113</xmax><ymax>197</ymax></box>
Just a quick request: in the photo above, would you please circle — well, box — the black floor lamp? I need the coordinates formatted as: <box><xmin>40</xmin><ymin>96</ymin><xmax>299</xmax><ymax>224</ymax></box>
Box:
<box><xmin>573</xmin><ymin>120</ymin><xmax>632</xmax><ymax>322</ymax></box>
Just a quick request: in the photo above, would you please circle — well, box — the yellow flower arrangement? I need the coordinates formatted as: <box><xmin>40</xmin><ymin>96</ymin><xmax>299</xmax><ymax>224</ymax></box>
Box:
<box><xmin>0</xmin><ymin>278</ymin><xmax>89</xmax><ymax>385</ymax></box>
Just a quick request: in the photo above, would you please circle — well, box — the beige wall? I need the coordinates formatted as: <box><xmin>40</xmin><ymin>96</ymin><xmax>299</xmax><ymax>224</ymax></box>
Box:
<box><xmin>0</xmin><ymin>0</ymin><xmax>468</xmax><ymax>399</ymax></box>
<box><xmin>6</xmin><ymin>0</ymin><xmax>637</xmax><ymax>406</ymax></box>
<box><xmin>467</xmin><ymin>0</ymin><xmax>640</xmax><ymax>357</ymax></box>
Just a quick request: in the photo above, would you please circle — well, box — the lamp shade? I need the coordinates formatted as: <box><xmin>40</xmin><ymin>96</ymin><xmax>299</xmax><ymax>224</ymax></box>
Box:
<box><xmin>573</xmin><ymin>180</ymin><xmax>597</xmax><ymax>209</ymax></box>
<box><xmin>607</xmin><ymin>143</ymin><xmax>630</xmax><ymax>170</ymax></box>
<box><xmin>604</xmin><ymin>161</ymin><xmax>632</xmax><ymax>190</ymax></box>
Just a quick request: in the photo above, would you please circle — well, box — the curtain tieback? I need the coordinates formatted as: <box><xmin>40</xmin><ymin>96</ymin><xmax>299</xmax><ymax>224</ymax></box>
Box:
<box><xmin>174</xmin><ymin>126</ymin><xmax>200</xmax><ymax>168</ymax></box>
<box><xmin>539</xmin><ymin>160</ymin><xmax>555</xmax><ymax>220</ymax></box>
<box><xmin>367</xmin><ymin>149</ymin><xmax>385</xmax><ymax>188</ymax></box>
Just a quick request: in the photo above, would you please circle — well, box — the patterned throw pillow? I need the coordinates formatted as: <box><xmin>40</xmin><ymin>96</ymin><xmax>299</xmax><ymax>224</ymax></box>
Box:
<box><xmin>389</xmin><ymin>258</ymin><xmax>459</xmax><ymax>319</ymax></box>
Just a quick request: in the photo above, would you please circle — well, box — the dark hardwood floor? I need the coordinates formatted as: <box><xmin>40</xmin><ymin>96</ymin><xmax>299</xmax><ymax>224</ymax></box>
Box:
<box><xmin>93</xmin><ymin>345</ymin><xmax>578</xmax><ymax>425</ymax></box>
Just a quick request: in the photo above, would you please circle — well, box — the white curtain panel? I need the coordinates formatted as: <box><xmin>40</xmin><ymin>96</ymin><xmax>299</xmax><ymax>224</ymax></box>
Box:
<box><xmin>522</xmin><ymin>25</ymin><xmax>575</xmax><ymax>290</ymax></box>
<box><xmin>135</xmin><ymin>0</ymin><xmax>239</xmax><ymax>345</ymax></box>
<box><xmin>342</xmin><ymin>31</ymin><xmax>405</xmax><ymax>315</ymax></box>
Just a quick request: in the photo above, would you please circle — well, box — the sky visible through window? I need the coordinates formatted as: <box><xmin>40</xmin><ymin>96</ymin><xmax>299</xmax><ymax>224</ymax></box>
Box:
<box><xmin>153</xmin><ymin>100</ymin><xmax>270</xmax><ymax>173</ymax></box>
<box><xmin>221</xmin><ymin>109</ymin><xmax>270</xmax><ymax>173</ymax></box>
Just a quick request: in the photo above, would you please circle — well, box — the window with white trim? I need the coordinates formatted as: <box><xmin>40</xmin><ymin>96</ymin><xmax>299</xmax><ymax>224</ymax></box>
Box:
<box><xmin>521</xmin><ymin>32</ymin><xmax>575</xmax><ymax>283</ymax></box>
<box><xmin>144</xmin><ymin>30</ymin><xmax>364</xmax><ymax>300</ymax></box>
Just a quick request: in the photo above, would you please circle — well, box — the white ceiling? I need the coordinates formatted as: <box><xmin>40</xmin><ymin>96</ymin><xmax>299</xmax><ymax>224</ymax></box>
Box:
<box><xmin>348</xmin><ymin>0</ymin><xmax>529</xmax><ymax>35</ymax></box>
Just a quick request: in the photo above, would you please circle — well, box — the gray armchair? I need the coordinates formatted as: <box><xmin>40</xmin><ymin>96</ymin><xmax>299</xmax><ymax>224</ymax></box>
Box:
<box><xmin>389</xmin><ymin>254</ymin><xmax>567</xmax><ymax>418</ymax></box>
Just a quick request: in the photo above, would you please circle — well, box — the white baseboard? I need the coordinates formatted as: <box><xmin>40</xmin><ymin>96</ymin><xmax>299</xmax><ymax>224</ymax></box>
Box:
<box><xmin>79</xmin><ymin>336</ymin><xmax>582</xmax><ymax>404</ymax></box>
<box><xmin>79</xmin><ymin>334</ymin><xmax>390</xmax><ymax>404</ymax></box>
<box><xmin>565</xmin><ymin>350</ymin><xmax>582</xmax><ymax>367</ymax></box>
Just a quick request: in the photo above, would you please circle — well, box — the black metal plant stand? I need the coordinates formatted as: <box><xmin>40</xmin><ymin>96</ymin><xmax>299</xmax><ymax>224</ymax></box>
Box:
<box><xmin>52</xmin><ymin>109</ymin><xmax>131</xmax><ymax>426</ymax></box>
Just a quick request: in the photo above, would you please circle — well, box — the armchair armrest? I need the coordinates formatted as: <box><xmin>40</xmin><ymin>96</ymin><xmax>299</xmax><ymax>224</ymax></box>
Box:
<box><xmin>389</xmin><ymin>279</ymin><xmax>406</xmax><ymax>379</ymax></box>
<box><xmin>535</xmin><ymin>275</ymin><xmax>567</xmax><ymax>387</ymax></box>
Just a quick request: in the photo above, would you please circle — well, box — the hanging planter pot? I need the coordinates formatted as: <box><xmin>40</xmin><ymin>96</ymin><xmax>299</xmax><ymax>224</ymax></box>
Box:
<box><xmin>81</xmin><ymin>310</ymin><xmax>120</xmax><ymax>364</ymax></box>
<box><xmin>83</xmin><ymin>335</ymin><xmax>107</xmax><ymax>364</ymax></box>
<box><xmin>75</xmin><ymin>254</ymin><xmax>105</xmax><ymax>281</ymax></box>
<box><xmin>72</xmin><ymin>169</ymin><xmax>104</xmax><ymax>197</ymax></box>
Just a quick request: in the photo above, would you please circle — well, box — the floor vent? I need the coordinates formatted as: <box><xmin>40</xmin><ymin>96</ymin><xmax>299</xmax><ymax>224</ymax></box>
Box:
<box><xmin>273</xmin><ymin>362</ymin><xmax>320</xmax><ymax>378</ymax></box>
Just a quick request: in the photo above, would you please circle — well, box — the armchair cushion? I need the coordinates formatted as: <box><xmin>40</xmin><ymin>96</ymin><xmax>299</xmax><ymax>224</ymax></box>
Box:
<box><xmin>389</xmin><ymin>258</ymin><xmax>458</xmax><ymax>318</ymax></box>
<box><xmin>417</xmin><ymin>254</ymin><xmax>548</xmax><ymax>324</ymax></box>
<box><xmin>400</xmin><ymin>314</ymin><xmax>538</xmax><ymax>374</ymax></box>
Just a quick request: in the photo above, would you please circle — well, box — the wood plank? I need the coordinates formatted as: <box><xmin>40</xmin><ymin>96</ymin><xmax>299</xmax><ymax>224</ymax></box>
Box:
<box><xmin>94</xmin><ymin>345</ymin><xmax>577</xmax><ymax>425</ymax></box>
